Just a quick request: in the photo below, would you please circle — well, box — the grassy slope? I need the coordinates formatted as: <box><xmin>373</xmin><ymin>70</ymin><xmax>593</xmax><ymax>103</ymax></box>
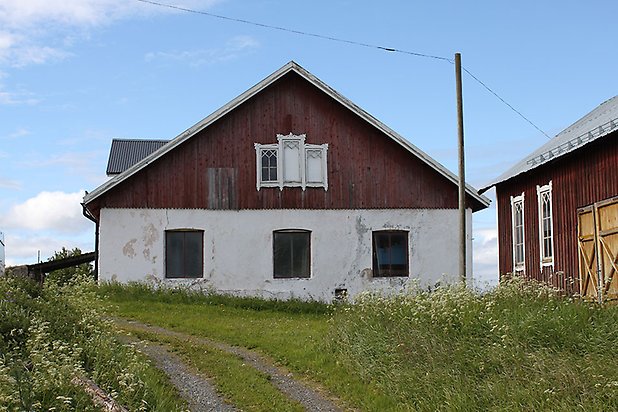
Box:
<box><xmin>101</xmin><ymin>281</ymin><xmax>618</xmax><ymax>411</ymax></box>
<box><xmin>102</xmin><ymin>285</ymin><xmax>396</xmax><ymax>411</ymax></box>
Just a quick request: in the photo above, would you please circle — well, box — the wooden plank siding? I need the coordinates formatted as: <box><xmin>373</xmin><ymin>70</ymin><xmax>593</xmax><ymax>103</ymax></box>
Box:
<box><xmin>88</xmin><ymin>72</ymin><xmax>483</xmax><ymax>217</ymax></box>
<box><xmin>495</xmin><ymin>133</ymin><xmax>618</xmax><ymax>293</ymax></box>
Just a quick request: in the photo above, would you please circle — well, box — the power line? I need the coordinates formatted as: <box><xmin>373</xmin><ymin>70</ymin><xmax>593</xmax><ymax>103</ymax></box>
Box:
<box><xmin>135</xmin><ymin>0</ymin><xmax>551</xmax><ymax>139</ymax></box>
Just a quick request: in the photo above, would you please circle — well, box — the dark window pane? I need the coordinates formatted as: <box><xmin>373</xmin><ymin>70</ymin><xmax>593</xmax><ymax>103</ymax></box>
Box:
<box><xmin>184</xmin><ymin>232</ymin><xmax>203</xmax><ymax>277</ymax></box>
<box><xmin>292</xmin><ymin>233</ymin><xmax>310</xmax><ymax>277</ymax></box>
<box><xmin>274</xmin><ymin>231</ymin><xmax>310</xmax><ymax>278</ymax></box>
<box><xmin>166</xmin><ymin>232</ymin><xmax>184</xmax><ymax>277</ymax></box>
<box><xmin>166</xmin><ymin>230</ymin><xmax>203</xmax><ymax>278</ymax></box>
<box><xmin>373</xmin><ymin>231</ymin><xmax>409</xmax><ymax>277</ymax></box>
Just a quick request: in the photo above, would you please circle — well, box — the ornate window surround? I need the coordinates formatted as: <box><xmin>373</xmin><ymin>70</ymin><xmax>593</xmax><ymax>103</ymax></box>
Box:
<box><xmin>510</xmin><ymin>193</ymin><xmax>525</xmax><ymax>274</ymax></box>
<box><xmin>254</xmin><ymin>133</ymin><xmax>328</xmax><ymax>191</ymax></box>
<box><xmin>537</xmin><ymin>181</ymin><xmax>554</xmax><ymax>269</ymax></box>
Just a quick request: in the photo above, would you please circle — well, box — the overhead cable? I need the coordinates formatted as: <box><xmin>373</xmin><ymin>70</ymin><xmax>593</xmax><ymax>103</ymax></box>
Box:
<box><xmin>135</xmin><ymin>0</ymin><xmax>551</xmax><ymax>139</ymax></box>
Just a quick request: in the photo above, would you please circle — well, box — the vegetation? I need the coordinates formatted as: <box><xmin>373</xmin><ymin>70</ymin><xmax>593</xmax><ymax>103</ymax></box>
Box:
<box><xmin>103</xmin><ymin>279</ymin><xmax>618</xmax><ymax>411</ymax></box>
<box><xmin>120</xmin><ymin>324</ymin><xmax>305</xmax><ymax>412</ymax></box>
<box><xmin>331</xmin><ymin>278</ymin><xmax>618</xmax><ymax>410</ymax></box>
<box><xmin>0</xmin><ymin>275</ymin><xmax>185</xmax><ymax>411</ymax></box>
<box><xmin>2</xmin><ymin>265</ymin><xmax>616</xmax><ymax>411</ymax></box>
<box><xmin>46</xmin><ymin>247</ymin><xmax>94</xmax><ymax>285</ymax></box>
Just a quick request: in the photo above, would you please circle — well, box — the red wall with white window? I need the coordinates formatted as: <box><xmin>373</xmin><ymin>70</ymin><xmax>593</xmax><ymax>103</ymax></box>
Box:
<box><xmin>87</xmin><ymin>71</ymin><xmax>484</xmax><ymax>218</ymax></box>
<box><xmin>495</xmin><ymin>133</ymin><xmax>618</xmax><ymax>292</ymax></box>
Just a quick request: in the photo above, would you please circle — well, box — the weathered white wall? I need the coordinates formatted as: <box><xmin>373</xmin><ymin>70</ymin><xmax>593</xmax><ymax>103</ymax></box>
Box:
<box><xmin>98</xmin><ymin>208</ymin><xmax>473</xmax><ymax>301</ymax></box>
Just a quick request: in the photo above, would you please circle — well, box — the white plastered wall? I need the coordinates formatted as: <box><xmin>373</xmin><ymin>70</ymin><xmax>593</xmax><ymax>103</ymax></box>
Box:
<box><xmin>98</xmin><ymin>208</ymin><xmax>473</xmax><ymax>301</ymax></box>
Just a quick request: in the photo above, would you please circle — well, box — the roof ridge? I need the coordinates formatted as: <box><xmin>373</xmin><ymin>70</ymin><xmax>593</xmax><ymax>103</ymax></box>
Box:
<box><xmin>111</xmin><ymin>137</ymin><xmax>170</xmax><ymax>142</ymax></box>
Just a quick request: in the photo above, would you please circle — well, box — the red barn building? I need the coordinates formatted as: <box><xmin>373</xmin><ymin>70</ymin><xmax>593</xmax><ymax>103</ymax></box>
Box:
<box><xmin>84</xmin><ymin>62</ymin><xmax>489</xmax><ymax>301</ymax></box>
<box><xmin>481</xmin><ymin>96</ymin><xmax>618</xmax><ymax>301</ymax></box>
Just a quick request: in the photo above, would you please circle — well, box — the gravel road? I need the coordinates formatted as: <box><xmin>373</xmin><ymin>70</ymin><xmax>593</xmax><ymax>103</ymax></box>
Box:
<box><xmin>115</xmin><ymin>318</ymin><xmax>343</xmax><ymax>412</ymax></box>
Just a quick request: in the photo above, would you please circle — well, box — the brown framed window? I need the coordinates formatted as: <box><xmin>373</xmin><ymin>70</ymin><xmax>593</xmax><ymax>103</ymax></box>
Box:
<box><xmin>273</xmin><ymin>230</ymin><xmax>310</xmax><ymax>278</ymax></box>
<box><xmin>372</xmin><ymin>230</ymin><xmax>409</xmax><ymax>277</ymax></box>
<box><xmin>165</xmin><ymin>230</ymin><xmax>204</xmax><ymax>278</ymax></box>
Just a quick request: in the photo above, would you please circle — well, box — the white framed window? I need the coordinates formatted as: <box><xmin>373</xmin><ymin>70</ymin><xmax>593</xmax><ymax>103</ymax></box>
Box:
<box><xmin>511</xmin><ymin>193</ymin><xmax>525</xmax><ymax>273</ymax></box>
<box><xmin>255</xmin><ymin>133</ymin><xmax>328</xmax><ymax>191</ymax></box>
<box><xmin>537</xmin><ymin>182</ymin><xmax>554</xmax><ymax>268</ymax></box>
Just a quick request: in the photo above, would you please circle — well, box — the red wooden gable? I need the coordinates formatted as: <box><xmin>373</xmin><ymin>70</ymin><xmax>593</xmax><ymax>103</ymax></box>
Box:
<box><xmin>85</xmin><ymin>65</ymin><xmax>488</xmax><ymax>218</ymax></box>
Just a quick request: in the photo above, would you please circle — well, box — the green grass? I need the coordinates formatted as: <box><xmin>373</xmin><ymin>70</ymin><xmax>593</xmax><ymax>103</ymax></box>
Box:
<box><xmin>331</xmin><ymin>278</ymin><xmax>618</xmax><ymax>411</ymax></box>
<box><xmin>120</xmin><ymin>325</ymin><xmax>305</xmax><ymax>412</ymax></box>
<box><xmin>100</xmin><ymin>279</ymin><xmax>618</xmax><ymax>411</ymax></box>
<box><xmin>0</xmin><ymin>275</ymin><xmax>186</xmax><ymax>411</ymax></box>
<box><xmin>100</xmin><ymin>282</ymin><xmax>394</xmax><ymax>410</ymax></box>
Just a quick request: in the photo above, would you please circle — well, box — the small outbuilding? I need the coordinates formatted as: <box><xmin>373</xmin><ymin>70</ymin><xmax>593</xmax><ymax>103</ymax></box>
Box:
<box><xmin>481</xmin><ymin>96</ymin><xmax>618</xmax><ymax>300</ymax></box>
<box><xmin>84</xmin><ymin>61</ymin><xmax>489</xmax><ymax>301</ymax></box>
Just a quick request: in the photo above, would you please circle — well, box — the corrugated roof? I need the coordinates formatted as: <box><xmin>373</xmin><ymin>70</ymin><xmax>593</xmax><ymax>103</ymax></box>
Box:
<box><xmin>106</xmin><ymin>138</ymin><xmax>169</xmax><ymax>175</ymax></box>
<box><xmin>481</xmin><ymin>95</ymin><xmax>618</xmax><ymax>192</ymax></box>
<box><xmin>86</xmin><ymin>61</ymin><xmax>490</xmax><ymax>209</ymax></box>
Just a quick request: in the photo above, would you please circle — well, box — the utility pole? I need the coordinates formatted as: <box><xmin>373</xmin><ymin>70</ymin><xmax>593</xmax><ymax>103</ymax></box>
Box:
<box><xmin>455</xmin><ymin>53</ymin><xmax>466</xmax><ymax>284</ymax></box>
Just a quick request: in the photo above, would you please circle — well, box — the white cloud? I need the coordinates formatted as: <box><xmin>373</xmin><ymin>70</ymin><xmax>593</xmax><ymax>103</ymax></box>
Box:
<box><xmin>4</xmin><ymin>127</ymin><xmax>30</xmax><ymax>139</ymax></box>
<box><xmin>0</xmin><ymin>0</ymin><xmax>222</xmax><ymax>67</ymax></box>
<box><xmin>472</xmin><ymin>227</ymin><xmax>499</xmax><ymax>290</ymax></box>
<box><xmin>145</xmin><ymin>35</ymin><xmax>260</xmax><ymax>67</ymax></box>
<box><xmin>0</xmin><ymin>177</ymin><xmax>21</xmax><ymax>189</ymax></box>
<box><xmin>1</xmin><ymin>190</ymin><xmax>91</xmax><ymax>233</ymax></box>
<box><xmin>0</xmin><ymin>84</ymin><xmax>40</xmax><ymax>105</ymax></box>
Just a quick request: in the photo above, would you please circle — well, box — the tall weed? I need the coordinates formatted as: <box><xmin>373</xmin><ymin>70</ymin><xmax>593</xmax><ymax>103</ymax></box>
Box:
<box><xmin>0</xmin><ymin>275</ymin><xmax>184</xmax><ymax>411</ymax></box>
<box><xmin>330</xmin><ymin>277</ymin><xmax>618</xmax><ymax>411</ymax></box>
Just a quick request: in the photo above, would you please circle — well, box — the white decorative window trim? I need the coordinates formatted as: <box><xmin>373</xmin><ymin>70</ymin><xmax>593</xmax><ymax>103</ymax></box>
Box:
<box><xmin>510</xmin><ymin>192</ymin><xmax>525</xmax><ymax>273</ymax></box>
<box><xmin>537</xmin><ymin>181</ymin><xmax>554</xmax><ymax>269</ymax></box>
<box><xmin>255</xmin><ymin>133</ymin><xmax>328</xmax><ymax>191</ymax></box>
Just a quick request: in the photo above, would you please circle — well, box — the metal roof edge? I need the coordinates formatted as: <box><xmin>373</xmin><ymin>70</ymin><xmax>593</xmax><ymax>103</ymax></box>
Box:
<box><xmin>479</xmin><ymin>120</ymin><xmax>617</xmax><ymax>194</ymax></box>
<box><xmin>85</xmin><ymin>60</ymin><xmax>490</xmax><ymax>209</ymax></box>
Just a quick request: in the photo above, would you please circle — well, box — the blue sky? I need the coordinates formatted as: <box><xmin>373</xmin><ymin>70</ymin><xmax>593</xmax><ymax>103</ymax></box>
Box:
<box><xmin>0</xmin><ymin>0</ymin><xmax>616</xmax><ymax>287</ymax></box>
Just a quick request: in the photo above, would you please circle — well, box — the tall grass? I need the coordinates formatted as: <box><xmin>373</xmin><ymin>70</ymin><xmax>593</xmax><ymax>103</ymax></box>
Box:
<box><xmin>330</xmin><ymin>277</ymin><xmax>618</xmax><ymax>411</ymax></box>
<box><xmin>99</xmin><ymin>281</ymin><xmax>331</xmax><ymax>315</ymax></box>
<box><xmin>0</xmin><ymin>275</ymin><xmax>185</xmax><ymax>411</ymax></box>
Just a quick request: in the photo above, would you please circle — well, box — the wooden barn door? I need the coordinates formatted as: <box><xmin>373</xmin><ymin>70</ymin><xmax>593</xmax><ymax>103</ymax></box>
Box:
<box><xmin>578</xmin><ymin>206</ymin><xmax>599</xmax><ymax>300</ymax></box>
<box><xmin>578</xmin><ymin>196</ymin><xmax>618</xmax><ymax>302</ymax></box>
<box><xmin>597</xmin><ymin>197</ymin><xmax>618</xmax><ymax>300</ymax></box>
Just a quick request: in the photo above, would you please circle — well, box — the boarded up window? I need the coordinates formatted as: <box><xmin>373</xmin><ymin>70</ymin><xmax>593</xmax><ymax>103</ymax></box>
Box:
<box><xmin>283</xmin><ymin>140</ymin><xmax>301</xmax><ymax>183</ymax></box>
<box><xmin>305</xmin><ymin>148</ymin><xmax>324</xmax><ymax>184</ymax></box>
<box><xmin>273</xmin><ymin>230</ymin><xmax>310</xmax><ymax>278</ymax></box>
<box><xmin>165</xmin><ymin>230</ymin><xmax>203</xmax><ymax>278</ymax></box>
<box><xmin>372</xmin><ymin>231</ymin><xmax>409</xmax><ymax>277</ymax></box>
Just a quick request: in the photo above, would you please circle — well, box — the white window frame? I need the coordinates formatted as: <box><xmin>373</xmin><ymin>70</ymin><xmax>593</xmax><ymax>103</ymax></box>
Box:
<box><xmin>510</xmin><ymin>193</ymin><xmax>525</xmax><ymax>273</ymax></box>
<box><xmin>255</xmin><ymin>133</ymin><xmax>328</xmax><ymax>191</ymax></box>
<box><xmin>537</xmin><ymin>181</ymin><xmax>554</xmax><ymax>269</ymax></box>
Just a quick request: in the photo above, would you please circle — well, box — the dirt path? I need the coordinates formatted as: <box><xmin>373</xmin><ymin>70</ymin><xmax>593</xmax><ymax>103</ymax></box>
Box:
<box><xmin>122</xmin><ymin>335</ymin><xmax>237</xmax><ymax>412</ymax></box>
<box><xmin>114</xmin><ymin>318</ymin><xmax>343</xmax><ymax>412</ymax></box>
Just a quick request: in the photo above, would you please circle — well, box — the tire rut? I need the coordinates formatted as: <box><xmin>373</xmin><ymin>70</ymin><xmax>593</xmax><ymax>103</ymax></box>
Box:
<box><xmin>121</xmin><ymin>335</ymin><xmax>237</xmax><ymax>412</ymax></box>
<box><xmin>114</xmin><ymin>318</ymin><xmax>343</xmax><ymax>412</ymax></box>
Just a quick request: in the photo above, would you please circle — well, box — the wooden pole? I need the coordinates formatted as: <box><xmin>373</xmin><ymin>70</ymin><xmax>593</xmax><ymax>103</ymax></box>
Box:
<box><xmin>455</xmin><ymin>53</ymin><xmax>466</xmax><ymax>284</ymax></box>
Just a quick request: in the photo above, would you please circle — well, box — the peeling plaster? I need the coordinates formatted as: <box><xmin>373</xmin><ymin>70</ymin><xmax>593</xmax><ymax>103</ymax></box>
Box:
<box><xmin>122</xmin><ymin>239</ymin><xmax>137</xmax><ymax>258</ymax></box>
<box><xmin>99</xmin><ymin>208</ymin><xmax>472</xmax><ymax>302</ymax></box>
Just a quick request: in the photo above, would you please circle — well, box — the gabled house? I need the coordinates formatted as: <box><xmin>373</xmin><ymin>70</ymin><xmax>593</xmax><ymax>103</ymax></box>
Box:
<box><xmin>83</xmin><ymin>61</ymin><xmax>489</xmax><ymax>301</ymax></box>
<box><xmin>481</xmin><ymin>96</ymin><xmax>618</xmax><ymax>301</ymax></box>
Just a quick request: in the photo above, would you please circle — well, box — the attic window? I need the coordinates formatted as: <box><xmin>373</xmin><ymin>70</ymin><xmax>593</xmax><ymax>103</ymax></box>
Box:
<box><xmin>255</xmin><ymin>133</ymin><xmax>328</xmax><ymax>191</ymax></box>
